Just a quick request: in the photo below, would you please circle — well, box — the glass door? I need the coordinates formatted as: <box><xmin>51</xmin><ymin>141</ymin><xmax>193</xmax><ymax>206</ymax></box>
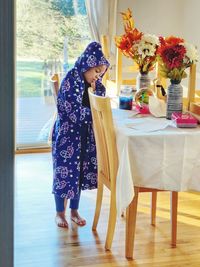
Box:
<box><xmin>16</xmin><ymin>0</ymin><xmax>91</xmax><ymax>150</ymax></box>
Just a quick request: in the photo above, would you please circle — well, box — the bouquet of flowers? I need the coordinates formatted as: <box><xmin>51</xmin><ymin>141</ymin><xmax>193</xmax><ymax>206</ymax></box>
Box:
<box><xmin>157</xmin><ymin>36</ymin><xmax>198</xmax><ymax>82</ymax></box>
<box><xmin>115</xmin><ymin>8</ymin><xmax>159</xmax><ymax>74</ymax></box>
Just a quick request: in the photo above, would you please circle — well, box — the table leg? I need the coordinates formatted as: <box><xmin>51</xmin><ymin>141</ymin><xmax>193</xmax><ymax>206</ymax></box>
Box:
<box><xmin>171</xmin><ymin>191</ymin><xmax>178</xmax><ymax>247</ymax></box>
<box><xmin>125</xmin><ymin>187</ymin><xmax>139</xmax><ymax>259</ymax></box>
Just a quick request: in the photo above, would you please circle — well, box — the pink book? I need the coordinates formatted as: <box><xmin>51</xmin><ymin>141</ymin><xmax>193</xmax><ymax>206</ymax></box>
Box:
<box><xmin>171</xmin><ymin>112</ymin><xmax>198</xmax><ymax>128</ymax></box>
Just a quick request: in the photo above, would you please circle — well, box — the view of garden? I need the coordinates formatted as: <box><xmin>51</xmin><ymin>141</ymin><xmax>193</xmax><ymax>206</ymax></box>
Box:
<box><xmin>16</xmin><ymin>0</ymin><xmax>91</xmax><ymax>147</ymax></box>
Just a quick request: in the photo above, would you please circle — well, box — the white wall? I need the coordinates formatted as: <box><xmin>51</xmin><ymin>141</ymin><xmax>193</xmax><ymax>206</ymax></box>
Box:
<box><xmin>117</xmin><ymin>0</ymin><xmax>184</xmax><ymax>36</ymax></box>
<box><xmin>116</xmin><ymin>0</ymin><xmax>200</xmax><ymax>87</ymax></box>
<box><xmin>182</xmin><ymin>0</ymin><xmax>200</xmax><ymax>43</ymax></box>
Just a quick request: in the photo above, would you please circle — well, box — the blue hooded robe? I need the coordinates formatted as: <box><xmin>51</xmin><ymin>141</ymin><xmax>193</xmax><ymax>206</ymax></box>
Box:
<box><xmin>52</xmin><ymin>42</ymin><xmax>110</xmax><ymax>200</ymax></box>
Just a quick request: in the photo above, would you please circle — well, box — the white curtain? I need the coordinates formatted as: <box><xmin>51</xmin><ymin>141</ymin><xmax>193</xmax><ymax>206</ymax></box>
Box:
<box><xmin>85</xmin><ymin>0</ymin><xmax>118</xmax><ymax>66</ymax></box>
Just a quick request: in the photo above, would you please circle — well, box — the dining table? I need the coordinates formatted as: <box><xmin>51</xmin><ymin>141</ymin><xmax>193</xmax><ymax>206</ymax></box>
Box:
<box><xmin>111</xmin><ymin>108</ymin><xmax>200</xmax><ymax>216</ymax></box>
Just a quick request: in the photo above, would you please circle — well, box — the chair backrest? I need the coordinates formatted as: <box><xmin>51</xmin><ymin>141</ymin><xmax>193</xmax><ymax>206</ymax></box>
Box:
<box><xmin>101</xmin><ymin>35</ymin><xmax>138</xmax><ymax>95</ymax></box>
<box><xmin>101</xmin><ymin>35</ymin><xmax>110</xmax><ymax>86</ymax></box>
<box><xmin>187</xmin><ymin>64</ymin><xmax>200</xmax><ymax>117</ymax></box>
<box><xmin>187</xmin><ymin>64</ymin><xmax>197</xmax><ymax>106</ymax></box>
<box><xmin>88</xmin><ymin>88</ymin><xmax>118</xmax><ymax>189</ymax></box>
<box><xmin>116</xmin><ymin>47</ymin><xmax>138</xmax><ymax>87</ymax></box>
<box><xmin>48</xmin><ymin>74</ymin><xmax>60</xmax><ymax>145</ymax></box>
<box><xmin>50</xmin><ymin>73</ymin><xmax>60</xmax><ymax>103</ymax></box>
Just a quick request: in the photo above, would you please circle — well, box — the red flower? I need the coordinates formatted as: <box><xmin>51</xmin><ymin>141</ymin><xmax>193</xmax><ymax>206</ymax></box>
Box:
<box><xmin>117</xmin><ymin>35</ymin><xmax>132</xmax><ymax>52</ymax></box>
<box><xmin>158</xmin><ymin>44</ymin><xmax>186</xmax><ymax>69</ymax></box>
<box><xmin>127</xmin><ymin>28</ymin><xmax>143</xmax><ymax>43</ymax></box>
<box><xmin>159</xmin><ymin>36</ymin><xmax>184</xmax><ymax>47</ymax></box>
<box><xmin>159</xmin><ymin>36</ymin><xmax>166</xmax><ymax>46</ymax></box>
<box><xmin>165</xmin><ymin>36</ymin><xmax>184</xmax><ymax>46</ymax></box>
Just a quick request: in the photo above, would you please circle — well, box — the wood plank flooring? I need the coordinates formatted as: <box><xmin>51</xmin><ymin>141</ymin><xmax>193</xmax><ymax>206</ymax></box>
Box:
<box><xmin>15</xmin><ymin>153</ymin><xmax>200</xmax><ymax>267</ymax></box>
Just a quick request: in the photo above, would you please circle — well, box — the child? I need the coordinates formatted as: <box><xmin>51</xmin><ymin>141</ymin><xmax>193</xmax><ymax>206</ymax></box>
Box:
<box><xmin>52</xmin><ymin>42</ymin><xmax>110</xmax><ymax>227</ymax></box>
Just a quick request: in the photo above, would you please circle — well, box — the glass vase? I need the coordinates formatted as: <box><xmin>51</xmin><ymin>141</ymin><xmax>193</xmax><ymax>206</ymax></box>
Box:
<box><xmin>136</xmin><ymin>72</ymin><xmax>151</xmax><ymax>92</ymax></box>
<box><xmin>166</xmin><ymin>80</ymin><xmax>183</xmax><ymax>120</ymax></box>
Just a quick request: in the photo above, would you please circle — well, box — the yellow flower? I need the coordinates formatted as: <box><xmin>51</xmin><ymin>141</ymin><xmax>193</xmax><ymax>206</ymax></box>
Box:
<box><xmin>120</xmin><ymin>8</ymin><xmax>134</xmax><ymax>33</ymax></box>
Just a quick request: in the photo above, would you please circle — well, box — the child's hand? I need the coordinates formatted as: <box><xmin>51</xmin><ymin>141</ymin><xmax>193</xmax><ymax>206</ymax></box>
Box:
<box><xmin>91</xmin><ymin>81</ymin><xmax>96</xmax><ymax>91</ymax></box>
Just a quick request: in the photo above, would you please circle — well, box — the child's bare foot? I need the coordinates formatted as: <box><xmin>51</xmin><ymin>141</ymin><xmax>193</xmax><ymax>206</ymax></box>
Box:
<box><xmin>55</xmin><ymin>212</ymin><xmax>68</xmax><ymax>228</ymax></box>
<box><xmin>71</xmin><ymin>210</ymin><xmax>86</xmax><ymax>226</ymax></box>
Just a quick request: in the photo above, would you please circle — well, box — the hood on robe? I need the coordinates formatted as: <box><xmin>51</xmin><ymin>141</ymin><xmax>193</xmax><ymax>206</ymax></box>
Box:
<box><xmin>74</xmin><ymin>41</ymin><xmax>110</xmax><ymax>78</ymax></box>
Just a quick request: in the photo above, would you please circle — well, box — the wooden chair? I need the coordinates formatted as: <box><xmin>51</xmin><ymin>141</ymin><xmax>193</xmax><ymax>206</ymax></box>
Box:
<box><xmin>88</xmin><ymin>87</ymin><xmax>178</xmax><ymax>259</ymax></box>
<box><xmin>187</xmin><ymin>64</ymin><xmax>200</xmax><ymax>119</ymax></box>
<box><xmin>101</xmin><ymin>35</ymin><xmax>138</xmax><ymax>96</ymax></box>
<box><xmin>48</xmin><ymin>73</ymin><xmax>60</xmax><ymax>145</ymax></box>
<box><xmin>50</xmin><ymin>73</ymin><xmax>60</xmax><ymax>104</ymax></box>
<box><xmin>89</xmin><ymin>87</ymin><xmax>118</xmax><ymax>250</ymax></box>
<box><xmin>101</xmin><ymin>35</ymin><xmax>110</xmax><ymax>88</ymax></box>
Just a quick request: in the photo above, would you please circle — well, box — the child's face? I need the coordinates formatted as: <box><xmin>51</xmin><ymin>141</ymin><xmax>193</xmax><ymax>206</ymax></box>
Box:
<box><xmin>83</xmin><ymin>65</ymin><xmax>107</xmax><ymax>85</ymax></box>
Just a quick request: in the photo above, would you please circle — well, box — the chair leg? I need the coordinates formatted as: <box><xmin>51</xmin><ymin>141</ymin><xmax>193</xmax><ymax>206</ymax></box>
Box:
<box><xmin>105</xmin><ymin>192</ymin><xmax>117</xmax><ymax>251</ymax></box>
<box><xmin>151</xmin><ymin>192</ymin><xmax>157</xmax><ymax>226</ymax></box>
<box><xmin>125</xmin><ymin>187</ymin><xmax>139</xmax><ymax>259</ymax></box>
<box><xmin>92</xmin><ymin>181</ymin><xmax>103</xmax><ymax>231</ymax></box>
<box><xmin>171</xmin><ymin>191</ymin><xmax>178</xmax><ymax>247</ymax></box>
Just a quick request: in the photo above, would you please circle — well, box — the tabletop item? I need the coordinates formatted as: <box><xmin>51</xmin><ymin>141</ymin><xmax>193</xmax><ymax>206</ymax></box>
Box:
<box><xmin>126</xmin><ymin>117</ymin><xmax>171</xmax><ymax>132</ymax></box>
<box><xmin>135</xmin><ymin>103</ymin><xmax>150</xmax><ymax>114</ymax></box>
<box><xmin>119</xmin><ymin>85</ymin><xmax>134</xmax><ymax>110</ymax></box>
<box><xmin>136</xmin><ymin>72</ymin><xmax>151</xmax><ymax>92</ymax></box>
<box><xmin>148</xmin><ymin>95</ymin><xmax>166</xmax><ymax>117</ymax></box>
<box><xmin>166</xmin><ymin>81</ymin><xmax>183</xmax><ymax>119</ymax></box>
<box><xmin>134</xmin><ymin>87</ymin><xmax>153</xmax><ymax>113</ymax></box>
<box><xmin>171</xmin><ymin>112</ymin><xmax>198</xmax><ymax>128</ymax></box>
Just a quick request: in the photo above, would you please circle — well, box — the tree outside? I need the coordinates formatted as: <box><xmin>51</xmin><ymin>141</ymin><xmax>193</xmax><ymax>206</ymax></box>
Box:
<box><xmin>17</xmin><ymin>0</ymin><xmax>91</xmax><ymax>97</ymax></box>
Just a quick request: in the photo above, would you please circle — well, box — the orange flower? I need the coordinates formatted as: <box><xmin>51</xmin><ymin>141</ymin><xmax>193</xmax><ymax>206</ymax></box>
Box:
<box><xmin>115</xmin><ymin>8</ymin><xmax>159</xmax><ymax>73</ymax></box>
<box><xmin>115</xmin><ymin>29</ymin><xmax>143</xmax><ymax>54</ymax></box>
<box><xmin>127</xmin><ymin>29</ymin><xmax>143</xmax><ymax>43</ymax></box>
<box><xmin>115</xmin><ymin>35</ymin><xmax>132</xmax><ymax>52</ymax></box>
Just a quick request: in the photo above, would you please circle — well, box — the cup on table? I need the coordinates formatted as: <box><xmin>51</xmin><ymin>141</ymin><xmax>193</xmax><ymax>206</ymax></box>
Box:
<box><xmin>119</xmin><ymin>85</ymin><xmax>135</xmax><ymax>110</ymax></box>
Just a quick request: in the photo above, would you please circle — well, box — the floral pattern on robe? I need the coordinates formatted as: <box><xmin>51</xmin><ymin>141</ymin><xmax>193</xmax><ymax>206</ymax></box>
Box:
<box><xmin>52</xmin><ymin>42</ymin><xmax>110</xmax><ymax>199</ymax></box>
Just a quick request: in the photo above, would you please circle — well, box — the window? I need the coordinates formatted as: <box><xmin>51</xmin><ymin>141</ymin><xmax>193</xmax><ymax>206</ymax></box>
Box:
<box><xmin>16</xmin><ymin>0</ymin><xmax>91</xmax><ymax>149</ymax></box>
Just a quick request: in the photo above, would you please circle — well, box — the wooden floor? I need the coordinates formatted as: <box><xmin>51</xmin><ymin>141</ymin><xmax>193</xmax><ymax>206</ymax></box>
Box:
<box><xmin>15</xmin><ymin>153</ymin><xmax>200</xmax><ymax>267</ymax></box>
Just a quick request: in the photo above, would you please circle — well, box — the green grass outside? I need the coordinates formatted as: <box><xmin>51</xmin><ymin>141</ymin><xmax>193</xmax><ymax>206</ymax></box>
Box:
<box><xmin>17</xmin><ymin>60</ymin><xmax>74</xmax><ymax>97</ymax></box>
<box><xmin>17</xmin><ymin>61</ymin><xmax>44</xmax><ymax>97</ymax></box>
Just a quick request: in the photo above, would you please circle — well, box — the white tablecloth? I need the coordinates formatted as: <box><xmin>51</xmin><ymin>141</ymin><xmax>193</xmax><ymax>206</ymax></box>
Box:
<box><xmin>112</xmin><ymin>109</ymin><xmax>200</xmax><ymax>215</ymax></box>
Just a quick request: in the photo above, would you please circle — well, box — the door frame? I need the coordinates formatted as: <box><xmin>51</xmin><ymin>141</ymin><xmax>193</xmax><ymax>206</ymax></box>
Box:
<box><xmin>0</xmin><ymin>0</ymin><xmax>15</xmax><ymax>266</ymax></box>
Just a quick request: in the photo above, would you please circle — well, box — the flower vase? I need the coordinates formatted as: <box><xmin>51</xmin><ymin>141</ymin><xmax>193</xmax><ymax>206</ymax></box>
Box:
<box><xmin>166</xmin><ymin>80</ymin><xmax>183</xmax><ymax>119</ymax></box>
<box><xmin>136</xmin><ymin>72</ymin><xmax>151</xmax><ymax>92</ymax></box>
